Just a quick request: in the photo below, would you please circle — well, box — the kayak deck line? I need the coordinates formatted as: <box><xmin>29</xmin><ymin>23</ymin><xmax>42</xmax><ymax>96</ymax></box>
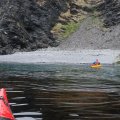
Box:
<box><xmin>0</xmin><ymin>96</ymin><xmax>9</xmax><ymax>109</ymax></box>
<box><xmin>0</xmin><ymin>88</ymin><xmax>15</xmax><ymax>120</ymax></box>
<box><xmin>90</xmin><ymin>64</ymin><xmax>102</xmax><ymax>68</ymax></box>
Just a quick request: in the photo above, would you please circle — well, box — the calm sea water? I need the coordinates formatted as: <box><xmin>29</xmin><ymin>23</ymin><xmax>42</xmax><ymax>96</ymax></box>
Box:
<box><xmin>0</xmin><ymin>63</ymin><xmax>120</xmax><ymax>120</ymax></box>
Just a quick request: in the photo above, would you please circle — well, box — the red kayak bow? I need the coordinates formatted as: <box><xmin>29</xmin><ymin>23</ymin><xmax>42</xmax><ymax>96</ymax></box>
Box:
<box><xmin>0</xmin><ymin>88</ymin><xmax>15</xmax><ymax>120</ymax></box>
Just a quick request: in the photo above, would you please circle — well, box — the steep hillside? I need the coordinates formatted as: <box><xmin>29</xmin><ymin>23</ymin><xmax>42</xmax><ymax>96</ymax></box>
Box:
<box><xmin>58</xmin><ymin>0</ymin><xmax>120</xmax><ymax>50</ymax></box>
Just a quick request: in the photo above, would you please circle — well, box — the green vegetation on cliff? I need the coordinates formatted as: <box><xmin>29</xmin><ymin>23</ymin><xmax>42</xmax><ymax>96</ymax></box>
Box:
<box><xmin>52</xmin><ymin>21</ymin><xmax>81</xmax><ymax>40</ymax></box>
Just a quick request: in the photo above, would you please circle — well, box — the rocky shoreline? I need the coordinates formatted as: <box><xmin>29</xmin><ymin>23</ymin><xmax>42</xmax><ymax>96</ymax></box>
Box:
<box><xmin>0</xmin><ymin>0</ymin><xmax>120</xmax><ymax>55</ymax></box>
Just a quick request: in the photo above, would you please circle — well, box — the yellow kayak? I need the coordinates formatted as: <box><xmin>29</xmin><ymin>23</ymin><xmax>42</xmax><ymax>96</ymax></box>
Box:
<box><xmin>91</xmin><ymin>64</ymin><xmax>102</xmax><ymax>68</ymax></box>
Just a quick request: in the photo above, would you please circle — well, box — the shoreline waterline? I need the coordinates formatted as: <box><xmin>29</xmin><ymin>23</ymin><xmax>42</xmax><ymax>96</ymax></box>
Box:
<box><xmin>0</xmin><ymin>49</ymin><xmax>119</xmax><ymax>64</ymax></box>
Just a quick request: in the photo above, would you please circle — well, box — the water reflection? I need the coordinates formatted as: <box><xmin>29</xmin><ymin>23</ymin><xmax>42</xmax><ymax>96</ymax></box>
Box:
<box><xmin>0</xmin><ymin>63</ymin><xmax>120</xmax><ymax>120</ymax></box>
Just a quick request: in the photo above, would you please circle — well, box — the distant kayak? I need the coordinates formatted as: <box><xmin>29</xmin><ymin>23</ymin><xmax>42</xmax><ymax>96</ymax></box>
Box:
<box><xmin>91</xmin><ymin>64</ymin><xmax>102</xmax><ymax>68</ymax></box>
<box><xmin>0</xmin><ymin>88</ymin><xmax>15</xmax><ymax>120</ymax></box>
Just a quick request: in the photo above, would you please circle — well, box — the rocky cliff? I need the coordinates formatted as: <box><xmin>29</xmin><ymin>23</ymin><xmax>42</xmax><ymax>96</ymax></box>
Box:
<box><xmin>0</xmin><ymin>0</ymin><xmax>68</xmax><ymax>54</ymax></box>
<box><xmin>0</xmin><ymin>0</ymin><xmax>120</xmax><ymax>54</ymax></box>
<box><xmin>98</xmin><ymin>0</ymin><xmax>120</xmax><ymax>27</ymax></box>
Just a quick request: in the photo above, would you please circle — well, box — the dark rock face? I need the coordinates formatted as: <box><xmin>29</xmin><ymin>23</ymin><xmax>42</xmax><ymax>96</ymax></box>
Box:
<box><xmin>0</xmin><ymin>0</ymin><xmax>67</xmax><ymax>54</ymax></box>
<box><xmin>98</xmin><ymin>0</ymin><xmax>120</xmax><ymax>27</ymax></box>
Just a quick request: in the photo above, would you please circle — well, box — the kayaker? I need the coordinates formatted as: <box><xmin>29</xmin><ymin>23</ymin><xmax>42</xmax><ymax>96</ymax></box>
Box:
<box><xmin>92</xmin><ymin>59</ymin><xmax>100</xmax><ymax>65</ymax></box>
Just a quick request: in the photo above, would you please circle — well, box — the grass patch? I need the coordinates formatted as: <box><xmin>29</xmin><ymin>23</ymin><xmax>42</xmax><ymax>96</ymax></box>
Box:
<box><xmin>61</xmin><ymin>21</ymin><xmax>80</xmax><ymax>39</ymax></box>
<box><xmin>52</xmin><ymin>21</ymin><xmax>81</xmax><ymax>40</ymax></box>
